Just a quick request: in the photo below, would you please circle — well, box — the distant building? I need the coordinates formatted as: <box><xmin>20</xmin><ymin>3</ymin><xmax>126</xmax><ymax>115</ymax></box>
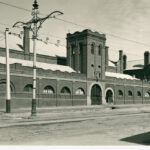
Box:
<box><xmin>124</xmin><ymin>51</ymin><xmax>150</xmax><ymax>81</ymax></box>
<box><xmin>0</xmin><ymin>27</ymin><xmax>150</xmax><ymax>109</ymax></box>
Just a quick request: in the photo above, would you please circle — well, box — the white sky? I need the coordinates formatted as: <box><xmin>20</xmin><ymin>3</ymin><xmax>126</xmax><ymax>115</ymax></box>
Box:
<box><xmin>0</xmin><ymin>0</ymin><xmax>150</xmax><ymax>61</ymax></box>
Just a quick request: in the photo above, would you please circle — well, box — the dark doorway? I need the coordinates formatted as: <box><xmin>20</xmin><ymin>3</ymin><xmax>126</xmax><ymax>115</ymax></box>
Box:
<box><xmin>91</xmin><ymin>84</ymin><xmax>102</xmax><ymax>105</ymax></box>
<box><xmin>106</xmin><ymin>90</ymin><xmax>113</xmax><ymax>103</ymax></box>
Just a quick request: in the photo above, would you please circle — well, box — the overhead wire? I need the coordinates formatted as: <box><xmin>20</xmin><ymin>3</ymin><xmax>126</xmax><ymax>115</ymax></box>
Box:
<box><xmin>0</xmin><ymin>1</ymin><xmax>149</xmax><ymax>60</ymax></box>
<box><xmin>109</xmin><ymin>48</ymin><xmax>142</xmax><ymax>58</ymax></box>
<box><xmin>0</xmin><ymin>1</ymin><xmax>31</xmax><ymax>13</ymax></box>
<box><xmin>0</xmin><ymin>0</ymin><xmax>149</xmax><ymax>48</ymax></box>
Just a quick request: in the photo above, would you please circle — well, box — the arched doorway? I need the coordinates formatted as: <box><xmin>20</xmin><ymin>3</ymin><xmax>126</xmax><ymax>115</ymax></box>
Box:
<box><xmin>105</xmin><ymin>89</ymin><xmax>113</xmax><ymax>104</ymax></box>
<box><xmin>91</xmin><ymin>84</ymin><xmax>102</xmax><ymax>105</ymax></box>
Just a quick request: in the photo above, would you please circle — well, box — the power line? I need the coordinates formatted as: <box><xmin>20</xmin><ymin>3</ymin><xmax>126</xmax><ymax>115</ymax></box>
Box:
<box><xmin>55</xmin><ymin>18</ymin><xmax>150</xmax><ymax>47</ymax></box>
<box><xmin>54</xmin><ymin>18</ymin><xmax>102</xmax><ymax>33</ymax></box>
<box><xmin>0</xmin><ymin>21</ymin><xmax>66</xmax><ymax>42</ymax></box>
<box><xmin>0</xmin><ymin>1</ymin><xmax>150</xmax><ymax>49</ymax></box>
<box><xmin>0</xmin><ymin>1</ymin><xmax>31</xmax><ymax>13</ymax></box>
<box><xmin>39</xmin><ymin>32</ymin><xmax>66</xmax><ymax>40</ymax></box>
<box><xmin>109</xmin><ymin>48</ymin><xmax>143</xmax><ymax>58</ymax></box>
<box><xmin>0</xmin><ymin>22</ymin><xmax>12</xmax><ymax>27</ymax></box>
<box><xmin>106</xmin><ymin>34</ymin><xmax>150</xmax><ymax>47</ymax></box>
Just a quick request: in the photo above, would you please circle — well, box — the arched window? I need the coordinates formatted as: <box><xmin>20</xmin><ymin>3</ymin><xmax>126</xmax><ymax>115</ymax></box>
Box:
<box><xmin>118</xmin><ymin>90</ymin><xmax>123</xmax><ymax>96</ymax></box>
<box><xmin>128</xmin><ymin>90</ymin><xmax>133</xmax><ymax>96</ymax></box>
<box><xmin>0</xmin><ymin>82</ymin><xmax>14</xmax><ymax>97</ymax></box>
<box><xmin>137</xmin><ymin>91</ymin><xmax>141</xmax><ymax>97</ymax></box>
<box><xmin>61</xmin><ymin>87</ymin><xmax>71</xmax><ymax>94</ymax></box>
<box><xmin>145</xmin><ymin>91</ymin><xmax>150</xmax><ymax>97</ymax></box>
<box><xmin>43</xmin><ymin>85</ymin><xmax>54</xmax><ymax>94</ymax></box>
<box><xmin>75</xmin><ymin>88</ymin><xmax>85</xmax><ymax>95</ymax></box>
<box><xmin>98</xmin><ymin>45</ymin><xmax>102</xmax><ymax>56</ymax></box>
<box><xmin>91</xmin><ymin>43</ymin><xmax>95</xmax><ymax>54</ymax></box>
<box><xmin>0</xmin><ymin>83</ymin><xmax>13</xmax><ymax>92</ymax></box>
<box><xmin>24</xmin><ymin>84</ymin><xmax>33</xmax><ymax>93</ymax></box>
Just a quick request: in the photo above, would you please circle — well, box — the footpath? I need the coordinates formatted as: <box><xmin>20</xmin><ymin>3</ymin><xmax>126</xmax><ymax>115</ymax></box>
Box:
<box><xmin>0</xmin><ymin>104</ymin><xmax>150</xmax><ymax>128</ymax></box>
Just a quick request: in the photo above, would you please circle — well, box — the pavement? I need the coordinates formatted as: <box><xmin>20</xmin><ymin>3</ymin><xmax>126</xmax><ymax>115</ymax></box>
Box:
<box><xmin>0</xmin><ymin>104</ymin><xmax>150</xmax><ymax>128</ymax></box>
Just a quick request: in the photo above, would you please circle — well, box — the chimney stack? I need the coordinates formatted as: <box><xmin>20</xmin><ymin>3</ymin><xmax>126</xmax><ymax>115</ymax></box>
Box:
<box><xmin>144</xmin><ymin>51</ymin><xmax>150</xmax><ymax>66</ymax></box>
<box><xmin>123</xmin><ymin>55</ymin><xmax>127</xmax><ymax>70</ymax></box>
<box><xmin>119</xmin><ymin>50</ymin><xmax>123</xmax><ymax>73</ymax></box>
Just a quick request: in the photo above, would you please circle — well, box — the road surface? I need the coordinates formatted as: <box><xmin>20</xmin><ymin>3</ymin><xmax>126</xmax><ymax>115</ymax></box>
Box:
<box><xmin>0</xmin><ymin>108</ymin><xmax>150</xmax><ymax>145</ymax></box>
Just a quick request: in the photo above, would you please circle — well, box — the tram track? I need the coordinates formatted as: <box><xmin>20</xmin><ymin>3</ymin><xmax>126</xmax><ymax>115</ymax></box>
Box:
<box><xmin>0</xmin><ymin>109</ymin><xmax>149</xmax><ymax>128</ymax></box>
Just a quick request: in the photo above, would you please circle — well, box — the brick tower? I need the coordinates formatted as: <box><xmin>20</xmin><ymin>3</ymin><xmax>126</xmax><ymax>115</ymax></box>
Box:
<box><xmin>67</xmin><ymin>29</ymin><xmax>106</xmax><ymax>80</ymax></box>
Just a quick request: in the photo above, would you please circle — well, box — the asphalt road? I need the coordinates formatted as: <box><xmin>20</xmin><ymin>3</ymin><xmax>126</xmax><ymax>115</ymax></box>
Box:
<box><xmin>0</xmin><ymin>108</ymin><xmax>150</xmax><ymax>145</ymax></box>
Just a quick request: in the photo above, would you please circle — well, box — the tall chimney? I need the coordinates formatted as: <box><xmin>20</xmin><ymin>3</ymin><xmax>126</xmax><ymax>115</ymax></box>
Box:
<box><xmin>119</xmin><ymin>50</ymin><xmax>123</xmax><ymax>73</ymax></box>
<box><xmin>123</xmin><ymin>55</ymin><xmax>127</xmax><ymax>70</ymax></box>
<box><xmin>23</xmin><ymin>26</ymin><xmax>30</xmax><ymax>55</ymax></box>
<box><xmin>119</xmin><ymin>50</ymin><xmax>123</xmax><ymax>60</ymax></box>
<box><xmin>105</xmin><ymin>46</ymin><xmax>109</xmax><ymax>67</ymax></box>
<box><xmin>144</xmin><ymin>51</ymin><xmax>150</xmax><ymax>66</ymax></box>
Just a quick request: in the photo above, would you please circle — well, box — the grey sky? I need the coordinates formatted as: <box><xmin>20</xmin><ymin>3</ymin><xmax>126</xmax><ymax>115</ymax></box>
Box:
<box><xmin>0</xmin><ymin>0</ymin><xmax>150</xmax><ymax>61</ymax></box>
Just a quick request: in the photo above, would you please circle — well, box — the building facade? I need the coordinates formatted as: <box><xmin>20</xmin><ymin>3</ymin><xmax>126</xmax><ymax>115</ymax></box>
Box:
<box><xmin>0</xmin><ymin>28</ymin><xmax>150</xmax><ymax>109</ymax></box>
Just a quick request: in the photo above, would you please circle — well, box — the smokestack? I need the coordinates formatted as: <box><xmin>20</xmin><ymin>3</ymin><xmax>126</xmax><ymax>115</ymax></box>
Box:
<box><xmin>119</xmin><ymin>50</ymin><xmax>123</xmax><ymax>60</ymax></box>
<box><xmin>119</xmin><ymin>50</ymin><xmax>123</xmax><ymax>73</ymax></box>
<box><xmin>123</xmin><ymin>55</ymin><xmax>127</xmax><ymax>70</ymax></box>
<box><xmin>23</xmin><ymin>26</ymin><xmax>30</xmax><ymax>55</ymax></box>
<box><xmin>105</xmin><ymin>46</ymin><xmax>109</xmax><ymax>67</ymax></box>
<box><xmin>144</xmin><ymin>51</ymin><xmax>150</xmax><ymax>66</ymax></box>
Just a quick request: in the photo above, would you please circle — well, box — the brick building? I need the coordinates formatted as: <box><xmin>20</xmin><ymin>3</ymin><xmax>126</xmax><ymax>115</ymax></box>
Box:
<box><xmin>0</xmin><ymin>28</ymin><xmax>150</xmax><ymax>109</ymax></box>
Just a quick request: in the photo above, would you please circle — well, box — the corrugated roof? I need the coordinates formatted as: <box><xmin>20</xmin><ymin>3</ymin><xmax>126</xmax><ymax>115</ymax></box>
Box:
<box><xmin>0</xmin><ymin>56</ymin><xmax>75</xmax><ymax>73</ymax></box>
<box><xmin>0</xmin><ymin>34</ymin><xmax>23</xmax><ymax>51</ymax></box>
<box><xmin>105</xmin><ymin>71</ymin><xmax>139</xmax><ymax>80</ymax></box>
<box><xmin>126</xmin><ymin>59</ymin><xmax>144</xmax><ymax>70</ymax></box>
<box><xmin>0</xmin><ymin>33</ymin><xmax>66</xmax><ymax>57</ymax></box>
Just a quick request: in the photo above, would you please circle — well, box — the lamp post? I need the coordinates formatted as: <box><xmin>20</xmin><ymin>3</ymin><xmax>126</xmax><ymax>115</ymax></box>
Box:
<box><xmin>13</xmin><ymin>0</ymin><xmax>63</xmax><ymax>116</ymax></box>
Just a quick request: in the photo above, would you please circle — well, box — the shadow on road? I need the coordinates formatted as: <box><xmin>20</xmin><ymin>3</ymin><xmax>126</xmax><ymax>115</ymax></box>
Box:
<box><xmin>120</xmin><ymin>131</ymin><xmax>150</xmax><ymax>145</ymax></box>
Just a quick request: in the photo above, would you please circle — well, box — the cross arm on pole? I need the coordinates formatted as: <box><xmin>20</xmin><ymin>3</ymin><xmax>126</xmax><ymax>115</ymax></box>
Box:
<box><xmin>35</xmin><ymin>11</ymin><xmax>63</xmax><ymax>31</ymax></box>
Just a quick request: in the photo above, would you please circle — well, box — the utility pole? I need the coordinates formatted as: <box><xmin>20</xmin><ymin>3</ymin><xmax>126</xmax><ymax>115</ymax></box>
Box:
<box><xmin>13</xmin><ymin>0</ymin><xmax>63</xmax><ymax>116</ymax></box>
<box><xmin>31</xmin><ymin>0</ymin><xmax>38</xmax><ymax>116</ymax></box>
<box><xmin>5</xmin><ymin>28</ymin><xmax>11</xmax><ymax>113</ymax></box>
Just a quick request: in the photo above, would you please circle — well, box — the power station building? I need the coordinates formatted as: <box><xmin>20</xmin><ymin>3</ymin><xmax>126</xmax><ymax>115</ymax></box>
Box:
<box><xmin>0</xmin><ymin>28</ymin><xmax>150</xmax><ymax>109</ymax></box>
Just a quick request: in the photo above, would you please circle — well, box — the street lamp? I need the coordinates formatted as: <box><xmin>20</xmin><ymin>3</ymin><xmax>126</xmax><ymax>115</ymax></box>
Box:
<box><xmin>13</xmin><ymin>0</ymin><xmax>63</xmax><ymax>116</ymax></box>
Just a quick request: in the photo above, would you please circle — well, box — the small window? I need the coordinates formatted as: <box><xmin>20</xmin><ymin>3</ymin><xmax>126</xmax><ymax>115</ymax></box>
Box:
<box><xmin>98</xmin><ymin>65</ymin><xmax>101</xmax><ymax>68</ymax></box>
<box><xmin>61</xmin><ymin>87</ymin><xmax>71</xmax><ymax>94</ymax></box>
<box><xmin>91</xmin><ymin>64</ymin><xmax>94</xmax><ymax>67</ymax></box>
<box><xmin>91</xmin><ymin>43</ymin><xmax>95</xmax><ymax>54</ymax></box>
<box><xmin>24</xmin><ymin>84</ymin><xmax>33</xmax><ymax>93</ymax></box>
<box><xmin>128</xmin><ymin>90</ymin><xmax>133</xmax><ymax>96</ymax></box>
<box><xmin>75</xmin><ymin>88</ymin><xmax>85</xmax><ymax>95</ymax></box>
<box><xmin>43</xmin><ymin>85</ymin><xmax>54</xmax><ymax>94</ymax></box>
<box><xmin>137</xmin><ymin>91</ymin><xmax>141</xmax><ymax>97</ymax></box>
<box><xmin>98</xmin><ymin>45</ymin><xmax>102</xmax><ymax>56</ymax></box>
<box><xmin>99</xmin><ymin>73</ymin><xmax>101</xmax><ymax>78</ymax></box>
<box><xmin>118</xmin><ymin>90</ymin><xmax>123</xmax><ymax>96</ymax></box>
